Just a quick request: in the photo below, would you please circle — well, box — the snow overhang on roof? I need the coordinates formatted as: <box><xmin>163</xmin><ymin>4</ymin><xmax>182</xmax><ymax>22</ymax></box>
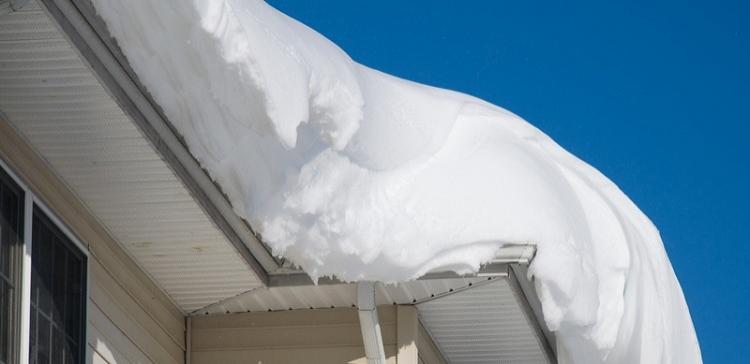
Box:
<box><xmin>7</xmin><ymin>0</ymin><xmax>703</xmax><ymax>362</ymax></box>
<box><xmin>26</xmin><ymin>0</ymin><xmax>545</xmax><ymax>284</ymax></box>
<box><xmin>1</xmin><ymin>0</ymin><xmax>549</xmax><ymax>315</ymax></box>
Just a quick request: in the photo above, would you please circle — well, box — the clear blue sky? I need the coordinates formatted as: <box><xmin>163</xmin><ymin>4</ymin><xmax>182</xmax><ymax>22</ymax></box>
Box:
<box><xmin>266</xmin><ymin>1</ymin><xmax>748</xmax><ymax>362</ymax></box>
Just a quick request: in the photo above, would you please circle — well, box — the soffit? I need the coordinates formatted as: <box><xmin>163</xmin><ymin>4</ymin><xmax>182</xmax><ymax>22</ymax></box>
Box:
<box><xmin>0</xmin><ymin>1</ymin><xmax>262</xmax><ymax>312</ymax></box>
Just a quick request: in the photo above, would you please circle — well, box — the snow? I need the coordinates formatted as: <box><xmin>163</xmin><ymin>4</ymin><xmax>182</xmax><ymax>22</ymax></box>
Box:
<box><xmin>91</xmin><ymin>0</ymin><xmax>701</xmax><ymax>362</ymax></box>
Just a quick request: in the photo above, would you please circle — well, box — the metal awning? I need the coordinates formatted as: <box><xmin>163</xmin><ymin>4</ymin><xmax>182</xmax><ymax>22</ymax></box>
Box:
<box><xmin>192</xmin><ymin>245</ymin><xmax>556</xmax><ymax>363</ymax></box>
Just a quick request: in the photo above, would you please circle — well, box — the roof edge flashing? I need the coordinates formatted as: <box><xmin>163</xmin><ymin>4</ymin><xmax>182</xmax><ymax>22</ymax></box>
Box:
<box><xmin>267</xmin><ymin>244</ymin><xmax>536</xmax><ymax>287</ymax></box>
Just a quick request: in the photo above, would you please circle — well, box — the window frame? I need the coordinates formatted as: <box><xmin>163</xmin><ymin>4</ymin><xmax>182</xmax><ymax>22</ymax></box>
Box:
<box><xmin>0</xmin><ymin>158</ymin><xmax>89</xmax><ymax>364</ymax></box>
<box><xmin>0</xmin><ymin>165</ymin><xmax>24</xmax><ymax>364</ymax></box>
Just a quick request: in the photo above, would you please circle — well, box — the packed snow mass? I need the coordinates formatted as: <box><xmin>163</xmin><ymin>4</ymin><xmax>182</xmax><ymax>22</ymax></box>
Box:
<box><xmin>92</xmin><ymin>1</ymin><xmax>701</xmax><ymax>362</ymax></box>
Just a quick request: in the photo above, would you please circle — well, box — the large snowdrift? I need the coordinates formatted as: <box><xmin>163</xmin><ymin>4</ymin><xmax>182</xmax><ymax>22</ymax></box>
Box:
<box><xmin>91</xmin><ymin>0</ymin><xmax>701</xmax><ymax>362</ymax></box>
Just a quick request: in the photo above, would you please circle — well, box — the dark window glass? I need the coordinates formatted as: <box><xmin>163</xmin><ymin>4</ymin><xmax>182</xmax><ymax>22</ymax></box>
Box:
<box><xmin>0</xmin><ymin>168</ymin><xmax>24</xmax><ymax>364</ymax></box>
<box><xmin>29</xmin><ymin>209</ymin><xmax>85</xmax><ymax>364</ymax></box>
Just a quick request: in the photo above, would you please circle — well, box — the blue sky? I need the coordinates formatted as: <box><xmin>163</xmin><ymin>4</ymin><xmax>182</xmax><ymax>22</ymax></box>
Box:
<box><xmin>266</xmin><ymin>1</ymin><xmax>749</xmax><ymax>362</ymax></box>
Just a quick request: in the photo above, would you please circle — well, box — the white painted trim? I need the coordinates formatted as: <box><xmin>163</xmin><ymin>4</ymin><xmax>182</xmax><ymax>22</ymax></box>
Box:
<box><xmin>84</xmin><ymin>241</ymin><xmax>91</xmax><ymax>364</ymax></box>
<box><xmin>0</xmin><ymin>158</ymin><xmax>90</xmax><ymax>256</ymax></box>
<box><xmin>18</xmin><ymin>192</ymin><xmax>33</xmax><ymax>364</ymax></box>
<box><xmin>31</xmin><ymin>197</ymin><xmax>90</xmax><ymax>257</ymax></box>
<box><xmin>0</xmin><ymin>157</ymin><xmax>29</xmax><ymax>192</ymax></box>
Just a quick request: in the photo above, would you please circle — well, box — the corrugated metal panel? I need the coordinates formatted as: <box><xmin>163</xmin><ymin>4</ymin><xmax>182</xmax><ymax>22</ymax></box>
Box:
<box><xmin>194</xmin><ymin>278</ymin><xmax>490</xmax><ymax>315</ymax></box>
<box><xmin>0</xmin><ymin>2</ymin><xmax>262</xmax><ymax>312</ymax></box>
<box><xmin>417</xmin><ymin>279</ymin><xmax>550</xmax><ymax>364</ymax></box>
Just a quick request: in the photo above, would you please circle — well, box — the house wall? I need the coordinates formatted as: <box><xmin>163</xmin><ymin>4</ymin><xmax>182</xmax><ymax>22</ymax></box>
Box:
<box><xmin>190</xmin><ymin>306</ymin><xmax>399</xmax><ymax>364</ymax></box>
<box><xmin>190</xmin><ymin>304</ymin><xmax>446</xmax><ymax>364</ymax></box>
<box><xmin>0</xmin><ymin>118</ymin><xmax>186</xmax><ymax>363</ymax></box>
<box><xmin>1</xmin><ymin>115</ymin><xmax>447</xmax><ymax>364</ymax></box>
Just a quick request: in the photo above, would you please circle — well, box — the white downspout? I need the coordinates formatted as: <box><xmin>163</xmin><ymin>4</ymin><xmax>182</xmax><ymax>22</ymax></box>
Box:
<box><xmin>357</xmin><ymin>281</ymin><xmax>387</xmax><ymax>364</ymax></box>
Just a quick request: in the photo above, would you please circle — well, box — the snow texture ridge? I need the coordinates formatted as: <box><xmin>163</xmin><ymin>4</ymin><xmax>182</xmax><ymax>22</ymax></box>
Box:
<box><xmin>91</xmin><ymin>1</ymin><xmax>702</xmax><ymax>362</ymax></box>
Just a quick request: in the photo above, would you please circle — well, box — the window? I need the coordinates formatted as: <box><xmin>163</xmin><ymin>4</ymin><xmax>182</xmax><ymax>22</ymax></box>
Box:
<box><xmin>29</xmin><ymin>209</ymin><xmax>86</xmax><ymax>364</ymax></box>
<box><xmin>0</xmin><ymin>169</ymin><xmax>23</xmax><ymax>364</ymax></box>
<box><xmin>0</xmin><ymin>163</ymin><xmax>87</xmax><ymax>364</ymax></box>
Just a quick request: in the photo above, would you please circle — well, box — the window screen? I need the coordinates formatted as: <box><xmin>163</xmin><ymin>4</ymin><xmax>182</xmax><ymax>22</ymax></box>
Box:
<box><xmin>0</xmin><ymin>168</ymin><xmax>23</xmax><ymax>364</ymax></box>
<box><xmin>29</xmin><ymin>209</ymin><xmax>86</xmax><ymax>364</ymax></box>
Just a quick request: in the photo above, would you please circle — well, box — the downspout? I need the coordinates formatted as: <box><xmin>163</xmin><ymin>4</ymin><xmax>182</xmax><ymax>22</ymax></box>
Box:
<box><xmin>357</xmin><ymin>282</ymin><xmax>387</xmax><ymax>364</ymax></box>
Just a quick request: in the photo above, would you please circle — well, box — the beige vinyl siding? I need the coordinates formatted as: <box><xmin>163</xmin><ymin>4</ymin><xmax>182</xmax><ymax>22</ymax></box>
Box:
<box><xmin>191</xmin><ymin>306</ymin><xmax>399</xmax><ymax>364</ymax></box>
<box><xmin>0</xmin><ymin>117</ymin><xmax>185</xmax><ymax>363</ymax></box>
<box><xmin>397</xmin><ymin>306</ymin><xmax>419</xmax><ymax>364</ymax></box>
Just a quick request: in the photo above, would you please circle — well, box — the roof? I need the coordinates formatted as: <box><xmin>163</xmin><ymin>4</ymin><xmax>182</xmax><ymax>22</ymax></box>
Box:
<box><xmin>1</xmin><ymin>1</ymin><xmax>557</xmax><ymax>362</ymax></box>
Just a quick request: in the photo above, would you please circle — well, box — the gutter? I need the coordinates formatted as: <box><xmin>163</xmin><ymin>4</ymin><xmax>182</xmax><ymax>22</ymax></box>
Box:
<box><xmin>268</xmin><ymin>244</ymin><xmax>537</xmax><ymax>287</ymax></box>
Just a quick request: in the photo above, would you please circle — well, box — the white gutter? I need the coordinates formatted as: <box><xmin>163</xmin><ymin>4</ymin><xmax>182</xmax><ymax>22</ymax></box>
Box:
<box><xmin>357</xmin><ymin>282</ymin><xmax>387</xmax><ymax>364</ymax></box>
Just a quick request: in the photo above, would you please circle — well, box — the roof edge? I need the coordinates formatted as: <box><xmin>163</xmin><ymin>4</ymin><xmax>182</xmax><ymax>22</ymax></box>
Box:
<box><xmin>38</xmin><ymin>0</ymin><xmax>280</xmax><ymax>284</ymax></box>
<box><xmin>267</xmin><ymin>244</ymin><xmax>537</xmax><ymax>287</ymax></box>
